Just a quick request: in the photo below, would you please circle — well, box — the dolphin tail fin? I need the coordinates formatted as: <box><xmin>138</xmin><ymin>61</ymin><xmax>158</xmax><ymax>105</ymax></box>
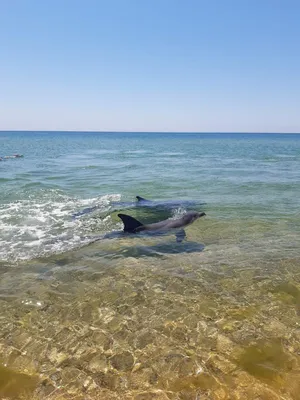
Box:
<box><xmin>136</xmin><ymin>196</ymin><xmax>148</xmax><ymax>202</ymax></box>
<box><xmin>118</xmin><ymin>213</ymin><xmax>144</xmax><ymax>232</ymax></box>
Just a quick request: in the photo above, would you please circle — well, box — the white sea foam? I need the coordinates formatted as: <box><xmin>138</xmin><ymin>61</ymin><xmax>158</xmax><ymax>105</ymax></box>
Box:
<box><xmin>0</xmin><ymin>192</ymin><xmax>121</xmax><ymax>263</ymax></box>
<box><xmin>171</xmin><ymin>207</ymin><xmax>187</xmax><ymax>218</ymax></box>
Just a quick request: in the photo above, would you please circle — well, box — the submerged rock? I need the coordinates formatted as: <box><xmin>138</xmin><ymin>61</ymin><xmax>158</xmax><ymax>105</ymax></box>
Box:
<box><xmin>110</xmin><ymin>351</ymin><xmax>135</xmax><ymax>371</ymax></box>
<box><xmin>237</xmin><ymin>339</ymin><xmax>292</xmax><ymax>383</ymax></box>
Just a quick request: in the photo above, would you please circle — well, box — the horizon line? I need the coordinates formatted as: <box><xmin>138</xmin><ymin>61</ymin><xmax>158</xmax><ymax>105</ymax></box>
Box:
<box><xmin>1</xmin><ymin>130</ymin><xmax>300</xmax><ymax>134</ymax></box>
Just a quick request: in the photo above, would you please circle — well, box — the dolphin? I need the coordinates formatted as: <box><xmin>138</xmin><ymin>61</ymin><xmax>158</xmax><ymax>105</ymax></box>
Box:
<box><xmin>72</xmin><ymin>195</ymin><xmax>205</xmax><ymax>219</ymax></box>
<box><xmin>117</xmin><ymin>211</ymin><xmax>206</xmax><ymax>242</ymax></box>
<box><xmin>79</xmin><ymin>210</ymin><xmax>206</xmax><ymax>247</ymax></box>
<box><xmin>133</xmin><ymin>196</ymin><xmax>204</xmax><ymax>209</ymax></box>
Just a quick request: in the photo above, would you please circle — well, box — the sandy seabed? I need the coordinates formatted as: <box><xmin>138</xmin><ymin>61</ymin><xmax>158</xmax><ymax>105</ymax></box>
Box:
<box><xmin>1</xmin><ymin>218</ymin><xmax>300</xmax><ymax>400</ymax></box>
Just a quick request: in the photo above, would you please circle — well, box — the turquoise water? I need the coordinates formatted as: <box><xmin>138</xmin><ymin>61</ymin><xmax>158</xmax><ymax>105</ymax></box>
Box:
<box><xmin>1</xmin><ymin>131</ymin><xmax>299</xmax><ymax>262</ymax></box>
<box><xmin>1</xmin><ymin>131</ymin><xmax>300</xmax><ymax>399</ymax></box>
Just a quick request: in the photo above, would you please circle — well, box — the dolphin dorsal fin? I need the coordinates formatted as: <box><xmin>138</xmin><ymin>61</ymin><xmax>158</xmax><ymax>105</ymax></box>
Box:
<box><xmin>136</xmin><ymin>196</ymin><xmax>148</xmax><ymax>202</ymax></box>
<box><xmin>118</xmin><ymin>213</ymin><xmax>144</xmax><ymax>232</ymax></box>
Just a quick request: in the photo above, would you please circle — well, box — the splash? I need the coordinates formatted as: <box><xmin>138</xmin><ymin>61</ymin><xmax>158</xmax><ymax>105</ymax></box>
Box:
<box><xmin>0</xmin><ymin>191</ymin><xmax>121</xmax><ymax>263</ymax></box>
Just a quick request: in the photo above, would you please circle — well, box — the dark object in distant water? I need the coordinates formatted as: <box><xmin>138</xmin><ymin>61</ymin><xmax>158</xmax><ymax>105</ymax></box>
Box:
<box><xmin>72</xmin><ymin>195</ymin><xmax>206</xmax><ymax>219</ymax></box>
<box><xmin>118</xmin><ymin>211</ymin><xmax>205</xmax><ymax>242</ymax></box>
<box><xmin>1</xmin><ymin>154</ymin><xmax>24</xmax><ymax>160</ymax></box>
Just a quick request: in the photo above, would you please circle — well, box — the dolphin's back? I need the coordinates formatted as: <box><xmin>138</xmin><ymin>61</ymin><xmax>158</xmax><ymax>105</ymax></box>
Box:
<box><xmin>118</xmin><ymin>211</ymin><xmax>205</xmax><ymax>234</ymax></box>
<box><xmin>141</xmin><ymin>217</ymin><xmax>190</xmax><ymax>231</ymax></box>
<box><xmin>141</xmin><ymin>219</ymin><xmax>177</xmax><ymax>231</ymax></box>
<box><xmin>136</xmin><ymin>196</ymin><xmax>150</xmax><ymax>203</ymax></box>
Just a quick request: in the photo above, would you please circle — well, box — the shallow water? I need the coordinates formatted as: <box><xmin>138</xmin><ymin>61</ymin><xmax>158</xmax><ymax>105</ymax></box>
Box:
<box><xmin>1</xmin><ymin>132</ymin><xmax>300</xmax><ymax>399</ymax></box>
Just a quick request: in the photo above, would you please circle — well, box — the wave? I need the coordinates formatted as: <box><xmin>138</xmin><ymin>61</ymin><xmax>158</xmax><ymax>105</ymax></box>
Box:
<box><xmin>0</xmin><ymin>191</ymin><xmax>121</xmax><ymax>263</ymax></box>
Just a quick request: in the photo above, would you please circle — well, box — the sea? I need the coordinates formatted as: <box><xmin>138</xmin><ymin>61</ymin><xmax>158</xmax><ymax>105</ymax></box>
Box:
<box><xmin>0</xmin><ymin>131</ymin><xmax>300</xmax><ymax>399</ymax></box>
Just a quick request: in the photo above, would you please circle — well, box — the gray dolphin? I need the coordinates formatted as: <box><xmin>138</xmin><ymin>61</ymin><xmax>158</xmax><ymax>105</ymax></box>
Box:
<box><xmin>118</xmin><ymin>211</ymin><xmax>205</xmax><ymax>242</ymax></box>
<box><xmin>134</xmin><ymin>196</ymin><xmax>204</xmax><ymax>209</ymax></box>
<box><xmin>72</xmin><ymin>195</ymin><xmax>205</xmax><ymax>219</ymax></box>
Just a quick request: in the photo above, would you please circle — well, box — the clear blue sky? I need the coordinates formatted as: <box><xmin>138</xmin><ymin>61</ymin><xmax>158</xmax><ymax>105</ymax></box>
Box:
<box><xmin>0</xmin><ymin>0</ymin><xmax>299</xmax><ymax>132</ymax></box>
